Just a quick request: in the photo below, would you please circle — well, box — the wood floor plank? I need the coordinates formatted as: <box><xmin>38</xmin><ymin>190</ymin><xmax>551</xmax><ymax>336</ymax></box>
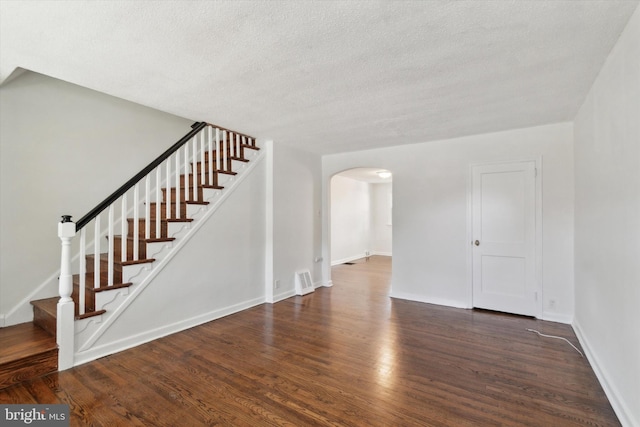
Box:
<box><xmin>0</xmin><ymin>256</ymin><xmax>619</xmax><ymax>426</ymax></box>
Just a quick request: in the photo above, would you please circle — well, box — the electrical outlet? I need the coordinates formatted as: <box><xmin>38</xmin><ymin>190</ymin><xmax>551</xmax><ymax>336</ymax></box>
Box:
<box><xmin>274</xmin><ymin>280</ymin><xmax>280</xmax><ymax>289</ymax></box>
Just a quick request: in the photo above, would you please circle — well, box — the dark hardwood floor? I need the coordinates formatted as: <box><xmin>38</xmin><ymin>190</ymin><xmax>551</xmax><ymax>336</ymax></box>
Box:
<box><xmin>0</xmin><ymin>256</ymin><xmax>619</xmax><ymax>426</ymax></box>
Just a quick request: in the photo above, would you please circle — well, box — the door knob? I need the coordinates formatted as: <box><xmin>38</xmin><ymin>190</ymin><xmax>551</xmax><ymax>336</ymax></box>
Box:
<box><xmin>474</xmin><ymin>240</ymin><xmax>480</xmax><ymax>246</ymax></box>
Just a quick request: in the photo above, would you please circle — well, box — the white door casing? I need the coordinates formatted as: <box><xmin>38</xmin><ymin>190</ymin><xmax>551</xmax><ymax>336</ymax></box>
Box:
<box><xmin>471</xmin><ymin>160</ymin><xmax>540</xmax><ymax>317</ymax></box>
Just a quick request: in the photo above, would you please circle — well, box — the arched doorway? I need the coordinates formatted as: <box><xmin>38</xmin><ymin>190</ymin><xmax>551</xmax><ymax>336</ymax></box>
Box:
<box><xmin>329</xmin><ymin>168</ymin><xmax>392</xmax><ymax>266</ymax></box>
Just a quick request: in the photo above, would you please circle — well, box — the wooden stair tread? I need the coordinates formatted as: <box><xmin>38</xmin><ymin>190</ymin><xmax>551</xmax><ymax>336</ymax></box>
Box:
<box><xmin>113</xmin><ymin>235</ymin><xmax>176</xmax><ymax>243</ymax></box>
<box><xmin>88</xmin><ymin>253</ymin><xmax>155</xmax><ymax>266</ymax></box>
<box><xmin>31</xmin><ymin>297</ymin><xmax>57</xmax><ymax>337</ymax></box>
<box><xmin>76</xmin><ymin>310</ymin><xmax>106</xmax><ymax>320</ymax></box>
<box><xmin>148</xmin><ymin>200</ymin><xmax>208</xmax><ymax>206</ymax></box>
<box><xmin>241</xmin><ymin>144</ymin><xmax>260</xmax><ymax>150</ymax></box>
<box><xmin>93</xmin><ymin>282</ymin><xmax>133</xmax><ymax>293</ymax></box>
<box><xmin>144</xmin><ymin>237</ymin><xmax>175</xmax><ymax>243</ymax></box>
<box><xmin>30</xmin><ymin>298</ymin><xmax>58</xmax><ymax>318</ymax></box>
<box><xmin>72</xmin><ymin>275</ymin><xmax>134</xmax><ymax>291</ymax></box>
<box><xmin>201</xmin><ymin>184</ymin><xmax>224</xmax><ymax>190</ymax></box>
<box><xmin>230</xmin><ymin>156</ymin><xmax>250</xmax><ymax>162</ymax></box>
<box><xmin>73</xmin><ymin>273</ymin><xmax>134</xmax><ymax>290</ymax></box>
<box><xmin>130</xmin><ymin>217</ymin><xmax>193</xmax><ymax>223</ymax></box>
<box><xmin>194</xmin><ymin>158</ymin><xmax>249</xmax><ymax>166</ymax></box>
<box><xmin>0</xmin><ymin>323</ymin><xmax>57</xmax><ymax>365</ymax></box>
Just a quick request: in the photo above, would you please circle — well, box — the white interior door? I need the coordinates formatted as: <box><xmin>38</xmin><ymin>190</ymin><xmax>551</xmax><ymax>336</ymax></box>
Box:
<box><xmin>472</xmin><ymin>161</ymin><xmax>538</xmax><ymax>316</ymax></box>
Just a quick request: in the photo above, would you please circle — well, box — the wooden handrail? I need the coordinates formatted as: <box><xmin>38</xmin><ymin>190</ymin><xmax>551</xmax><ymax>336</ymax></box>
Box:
<box><xmin>75</xmin><ymin>122</ymin><xmax>207</xmax><ymax>231</ymax></box>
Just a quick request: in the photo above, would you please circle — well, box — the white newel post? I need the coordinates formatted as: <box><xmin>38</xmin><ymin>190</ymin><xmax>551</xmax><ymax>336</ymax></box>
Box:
<box><xmin>57</xmin><ymin>215</ymin><xmax>76</xmax><ymax>370</ymax></box>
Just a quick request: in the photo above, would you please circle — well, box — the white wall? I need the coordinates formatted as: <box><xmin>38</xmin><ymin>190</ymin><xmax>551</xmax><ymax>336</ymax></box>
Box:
<box><xmin>330</xmin><ymin>175</ymin><xmax>370</xmax><ymax>264</ymax></box>
<box><xmin>271</xmin><ymin>143</ymin><xmax>323</xmax><ymax>299</ymax></box>
<box><xmin>573</xmin><ymin>7</ymin><xmax>640</xmax><ymax>427</ymax></box>
<box><xmin>322</xmin><ymin>122</ymin><xmax>574</xmax><ymax>321</ymax></box>
<box><xmin>0</xmin><ymin>71</ymin><xmax>193</xmax><ymax>326</ymax></box>
<box><xmin>371</xmin><ymin>183</ymin><xmax>392</xmax><ymax>256</ymax></box>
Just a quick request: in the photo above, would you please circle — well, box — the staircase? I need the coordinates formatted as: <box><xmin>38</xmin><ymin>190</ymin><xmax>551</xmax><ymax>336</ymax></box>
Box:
<box><xmin>0</xmin><ymin>122</ymin><xmax>260</xmax><ymax>389</ymax></box>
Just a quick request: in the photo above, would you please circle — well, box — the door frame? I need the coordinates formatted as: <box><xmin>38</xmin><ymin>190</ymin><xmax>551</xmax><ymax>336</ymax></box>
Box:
<box><xmin>466</xmin><ymin>157</ymin><xmax>543</xmax><ymax>318</ymax></box>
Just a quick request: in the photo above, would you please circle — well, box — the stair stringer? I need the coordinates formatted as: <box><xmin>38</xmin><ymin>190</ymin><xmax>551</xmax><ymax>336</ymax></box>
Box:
<box><xmin>72</xmin><ymin>147</ymin><xmax>265</xmax><ymax>366</ymax></box>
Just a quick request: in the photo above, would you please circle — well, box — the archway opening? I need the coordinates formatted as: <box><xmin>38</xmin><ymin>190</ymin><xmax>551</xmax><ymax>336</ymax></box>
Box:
<box><xmin>329</xmin><ymin>168</ymin><xmax>392</xmax><ymax>267</ymax></box>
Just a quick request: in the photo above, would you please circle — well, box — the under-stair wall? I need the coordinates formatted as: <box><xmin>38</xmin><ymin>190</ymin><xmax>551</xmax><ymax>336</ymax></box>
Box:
<box><xmin>0</xmin><ymin>70</ymin><xmax>193</xmax><ymax>326</ymax></box>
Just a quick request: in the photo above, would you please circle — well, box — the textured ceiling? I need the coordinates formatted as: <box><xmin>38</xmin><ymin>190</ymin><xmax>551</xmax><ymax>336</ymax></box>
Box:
<box><xmin>1</xmin><ymin>1</ymin><xmax>637</xmax><ymax>154</ymax></box>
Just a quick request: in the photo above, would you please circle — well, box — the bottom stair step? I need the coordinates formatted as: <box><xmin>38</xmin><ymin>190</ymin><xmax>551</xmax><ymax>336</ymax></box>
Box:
<box><xmin>31</xmin><ymin>298</ymin><xmax>58</xmax><ymax>336</ymax></box>
<box><xmin>32</xmin><ymin>296</ymin><xmax>107</xmax><ymax>321</ymax></box>
<box><xmin>0</xmin><ymin>322</ymin><xmax>58</xmax><ymax>389</ymax></box>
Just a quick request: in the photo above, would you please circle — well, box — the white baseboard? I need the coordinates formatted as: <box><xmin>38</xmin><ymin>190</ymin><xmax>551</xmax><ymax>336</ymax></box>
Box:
<box><xmin>372</xmin><ymin>251</ymin><xmax>392</xmax><ymax>257</ymax></box>
<box><xmin>0</xmin><ymin>314</ymin><xmax>5</xmax><ymax>327</ymax></box>
<box><xmin>324</xmin><ymin>281</ymin><xmax>333</xmax><ymax>288</ymax></box>
<box><xmin>389</xmin><ymin>291</ymin><xmax>469</xmax><ymax>309</ymax></box>
<box><xmin>541</xmin><ymin>312</ymin><xmax>573</xmax><ymax>324</ymax></box>
<box><xmin>331</xmin><ymin>254</ymin><xmax>367</xmax><ymax>266</ymax></box>
<box><xmin>573</xmin><ymin>320</ymin><xmax>637</xmax><ymax>427</ymax></box>
<box><xmin>272</xmin><ymin>289</ymin><xmax>296</xmax><ymax>303</ymax></box>
<box><xmin>268</xmin><ymin>281</ymin><xmax>326</xmax><ymax>303</ymax></box>
<box><xmin>74</xmin><ymin>296</ymin><xmax>265</xmax><ymax>367</ymax></box>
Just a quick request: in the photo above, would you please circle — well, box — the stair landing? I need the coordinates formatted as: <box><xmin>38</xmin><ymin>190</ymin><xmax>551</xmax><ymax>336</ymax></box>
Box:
<box><xmin>0</xmin><ymin>322</ymin><xmax>58</xmax><ymax>389</ymax></box>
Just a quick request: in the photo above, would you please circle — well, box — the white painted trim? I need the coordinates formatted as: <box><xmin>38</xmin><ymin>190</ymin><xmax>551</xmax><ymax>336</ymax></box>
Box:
<box><xmin>324</xmin><ymin>280</ymin><xmax>334</xmax><ymax>288</ymax></box>
<box><xmin>313</xmin><ymin>281</ymin><xmax>324</xmax><ymax>289</ymax></box>
<box><xmin>390</xmin><ymin>290</ymin><xmax>469</xmax><ymax>309</ymax></box>
<box><xmin>76</xmin><ymin>149</ymin><xmax>265</xmax><ymax>353</ymax></box>
<box><xmin>371</xmin><ymin>251</ymin><xmax>392</xmax><ymax>257</ymax></box>
<box><xmin>272</xmin><ymin>289</ymin><xmax>296</xmax><ymax>303</ymax></box>
<box><xmin>541</xmin><ymin>312</ymin><xmax>573</xmax><ymax>324</ymax></box>
<box><xmin>573</xmin><ymin>321</ymin><xmax>637</xmax><ymax>427</ymax></box>
<box><xmin>0</xmin><ymin>314</ymin><xmax>5</xmax><ymax>327</ymax></box>
<box><xmin>466</xmin><ymin>157</ymin><xmax>544</xmax><ymax>318</ymax></box>
<box><xmin>74</xmin><ymin>296</ymin><xmax>265</xmax><ymax>367</ymax></box>
<box><xmin>331</xmin><ymin>253</ymin><xmax>368</xmax><ymax>266</ymax></box>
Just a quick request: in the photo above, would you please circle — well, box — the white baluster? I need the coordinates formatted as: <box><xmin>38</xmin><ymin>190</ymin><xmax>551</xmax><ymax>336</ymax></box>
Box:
<box><xmin>156</xmin><ymin>167</ymin><xmax>161</xmax><ymax>237</ymax></box>
<box><xmin>121</xmin><ymin>191</ymin><xmax>127</xmax><ymax>262</ymax></box>
<box><xmin>145</xmin><ymin>175</ymin><xmax>150</xmax><ymax>240</ymax></box>
<box><xmin>222</xmin><ymin>130</ymin><xmax>227</xmax><ymax>172</ymax></box>
<box><xmin>79</xmin><ymin>227</ymin><xmax>86</xmax><ymax>315</ymax></box>
<box><xmin>133</xmin><ymin>184</ymin><xmax>139</xmax><ymax>260</ymax></box>
<box><xmin>184</xmin><ymin>141</ymin><xmax>190</xmax><ymax>202</ymax></box>
<box><xmin>216</xmin><ymin>128</ymin><xmax>221</xmax><ymax>173</ymax></box>
<box><xmin>192</xmin><ymin>136</ymin><xmax>198</xmax><ymax>202</ymax></box>
<box><xmin>166</xmin><ymin>155</ymin><xmax>172</xmax><ymax>220</ymax></box>
<box><xmin>175</xmin><ymin>151</ymin><xmax>181</xmax><ymax>219</ymax></box>
<box><xmin>108</xmin><ymin>204</ymin><xmax>114</xmax><ymax>286</ymax></box>
<box><xmin>208</xmin><ymin>126</ymin><xmax>213</xmax><ymax>186</ymax></box>
<box><xmin>234</xmin><ymin>133</ymin><xmax>238</xmax><ymax>158</ymax></box>
<box><xmin>94</xmin><ymin>214</ymin><xmax>101</xmax><ymax>289</ymax></box>
<box><xmin>242</xmin><ymin>135</ymin><xmax>246</xmax><ymax>158</ymax></box>
<box><xmin>200</xmin><ymin>130</ymin><xmax>205</xmax><ymax>188</ymax></box>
